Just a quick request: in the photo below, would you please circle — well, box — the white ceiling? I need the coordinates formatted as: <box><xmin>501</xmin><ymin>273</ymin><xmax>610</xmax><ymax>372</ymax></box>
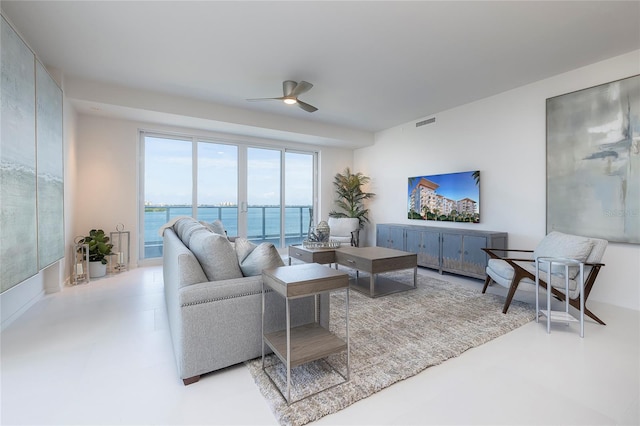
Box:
<box><xmin>2</xmin><ymin>1</ymin><xmax>640</xmax><ymax>141</ymax></box>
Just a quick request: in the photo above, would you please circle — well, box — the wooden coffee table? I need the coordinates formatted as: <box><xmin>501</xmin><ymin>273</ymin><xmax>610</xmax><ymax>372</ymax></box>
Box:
<box><xmin>334</xmin><ymin>246</ymin><xmax>417</xmax><ymax>298</ymax></box>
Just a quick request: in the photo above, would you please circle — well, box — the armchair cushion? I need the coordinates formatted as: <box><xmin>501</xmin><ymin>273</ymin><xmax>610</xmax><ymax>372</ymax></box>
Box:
<box><xmin>533</xmin><ymin>231</ymin><xmax>593</xmax><ymax>278</ymax></box>
<box><xmin>328</xmin><ymin>217</ymin><xmax>359</xmax><ymax>237</ymax></box>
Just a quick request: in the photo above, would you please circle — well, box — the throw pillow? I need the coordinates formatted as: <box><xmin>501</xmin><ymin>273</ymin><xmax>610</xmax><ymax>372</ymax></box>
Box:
<box><xmin>234</xmin><ymin>238</ymin><xmax>284</xmax><ymax>277</ymax></box>
<box><xmin>234</xmin><ymin>237</ymin><xmax>257</xmax><ymax>264</ymax></box>
<box><xmin>189</xmin><ymin>231</ymin><xmax>242</xmax><ymax>281</ymax></box>
<box><xmin>533</xmin><ymin>231</ymin><xmax>593</xmax><ymax>278</ymax></box>
<box><xmin>200</xmin><ymin>219</ymin><xmax>226</xmax><ymax>236</ymax></box>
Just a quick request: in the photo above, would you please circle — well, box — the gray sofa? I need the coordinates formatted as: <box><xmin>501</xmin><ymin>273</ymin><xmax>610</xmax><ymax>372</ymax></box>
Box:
<box><xmin>162</xmin><ymin>217</ymin><xmax>328</xmax><ymax>385</ymax></box>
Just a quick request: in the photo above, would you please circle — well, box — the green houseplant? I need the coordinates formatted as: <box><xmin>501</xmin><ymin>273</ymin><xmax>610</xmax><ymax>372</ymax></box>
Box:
<box><xmin>328</xmin><ymin>167</ymin><xmax>375</xmax><ymax>229</ymax></box>
<box><xmin>80</xmin><ymin>229</ymin><xmax>114</xmax><ymax>278</ymax></box>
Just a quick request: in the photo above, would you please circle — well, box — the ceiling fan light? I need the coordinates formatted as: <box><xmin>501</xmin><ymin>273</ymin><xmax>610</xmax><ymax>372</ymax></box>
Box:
<box><xmin>283</xmin><ymin>98</ymin><xmax>297</xmax><ymax>105</ymax></box>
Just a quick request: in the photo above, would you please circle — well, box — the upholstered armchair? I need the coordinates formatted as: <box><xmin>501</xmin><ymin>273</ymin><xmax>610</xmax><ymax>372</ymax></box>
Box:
<box><xmin>482</xmin><ymin>231</ymin><xmax>607</xmax><ymax>325</ymax></box>
<box><xmin>328</xmin><ymin>217</ymin><xmax>360</xmax><ymax>247</ymax></box>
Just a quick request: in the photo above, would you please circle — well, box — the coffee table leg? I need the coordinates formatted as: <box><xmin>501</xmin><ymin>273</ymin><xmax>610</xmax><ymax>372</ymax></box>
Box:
<box><xmin>286</xmin><ymin>298</ymin><xmax>291</xmax><ymax>404</ymax></box>
<box><xmin>346</xmin><ymin>287</ymin><xmax>350</xmax><ymax>380</ymax></box>
<box><xmin>370</xmin><ymin>274</ymin><xmax>375</xmax><ymax>298</ymax></box>
<box><xmin>413</xmin><ymin>266</ymin><xmax>417</xmax><ymax>289</ymax></box>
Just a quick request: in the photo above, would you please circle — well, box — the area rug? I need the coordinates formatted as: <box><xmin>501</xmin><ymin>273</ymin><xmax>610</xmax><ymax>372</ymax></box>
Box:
<box><xmin>246</xmin><ymin>272</ymin><xmax>534</xmax><ymax>426</ymax></box>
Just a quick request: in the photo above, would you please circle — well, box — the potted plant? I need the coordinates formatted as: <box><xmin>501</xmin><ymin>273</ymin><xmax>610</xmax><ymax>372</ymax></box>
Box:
<box><xmin>80</xmin><ymin>229</ymin><xmax>114</xmax><ymax>278</ymax></box>
<box><xmin>329</xmin><ymin>167</ymin><xmax>375</xmax><ymax>230</ymax></box>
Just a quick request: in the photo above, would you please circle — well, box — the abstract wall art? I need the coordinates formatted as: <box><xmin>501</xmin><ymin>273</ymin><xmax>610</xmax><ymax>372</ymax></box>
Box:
<box><xmin>1</xmin><ymin>16</ymin><xmax>38</xmax><ymax>292</ymax></box>
<box><xmin>1</xmin><ymin>16</ymin><xmax>64</xmax><ymax>293</ymax></box>
<box><xmin>546</xmin><ymin>75</ymin><xmax>640</xmax><ymax>244</ymax></box>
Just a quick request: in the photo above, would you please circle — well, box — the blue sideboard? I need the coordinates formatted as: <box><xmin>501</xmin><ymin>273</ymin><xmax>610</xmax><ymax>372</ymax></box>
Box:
<box><xmin>376</xmin><ymin>224</ymin><xmax>507</xmax><ymax>280</ymax></box>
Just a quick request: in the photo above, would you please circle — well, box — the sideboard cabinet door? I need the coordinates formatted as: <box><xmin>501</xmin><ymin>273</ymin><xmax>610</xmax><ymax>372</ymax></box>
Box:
<box><xmin>376</xmin><ymin>224</ymin><xmax>404</xmax><ymax>250</ymax></box>
<box><xmin>406</xmin><ymin>229</ymin><xmax>440</xmax><ymax>270</ymax></box>
<box><xmin>442</xmin><ymin>233</ymin><xmax>488</xmax><ymax>279</ymax></box>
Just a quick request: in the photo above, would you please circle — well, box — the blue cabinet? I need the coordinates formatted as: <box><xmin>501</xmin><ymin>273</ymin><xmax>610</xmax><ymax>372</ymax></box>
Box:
<box><xmin>441</xmin><ymin>233</ymin><xmax>491</xmax><ymax>278</ymax></box>
<box><xmin>376</xmin><ymin>224</ymin><xmax>405</xmax><ymax>250</ymax></box>
<box><xmin>406</xmin><ymin>228</ymin><xmax>440</xmax><ymax>270</ymax></box>
<box><xmin>376</xmin><ymin>224</ymin><xmax>507</xmax><ymax>280</ymax></box>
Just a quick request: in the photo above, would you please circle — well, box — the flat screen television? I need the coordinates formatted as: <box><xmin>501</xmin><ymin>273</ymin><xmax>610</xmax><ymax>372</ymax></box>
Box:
<box><xmin>408</xmin><ymin>170</ymin><xmax>480</xmax><ymax>223</ymax></box>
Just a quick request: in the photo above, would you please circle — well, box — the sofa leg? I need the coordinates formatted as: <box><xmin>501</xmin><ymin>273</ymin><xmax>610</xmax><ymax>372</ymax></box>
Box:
<box><xmin>183</xmin><ymin>375</ymin><xmax>201</xmax><ymax>385</ymax></box>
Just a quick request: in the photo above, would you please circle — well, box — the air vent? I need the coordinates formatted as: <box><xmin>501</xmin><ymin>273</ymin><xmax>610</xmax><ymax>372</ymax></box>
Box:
<box><xmin>416</xmin><ymin>117</ymin><xmax>436</xmax><ymax>127</ymax></box>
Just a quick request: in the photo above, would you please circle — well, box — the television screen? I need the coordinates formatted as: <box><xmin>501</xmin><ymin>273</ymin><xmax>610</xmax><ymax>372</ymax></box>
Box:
<box><xmin>408</xmin><ymin>170</ymin><xmax>480</xmax><ymax>223</ymax></box>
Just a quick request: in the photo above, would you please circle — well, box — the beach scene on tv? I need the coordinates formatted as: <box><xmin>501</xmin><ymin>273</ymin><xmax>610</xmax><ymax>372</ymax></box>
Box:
<box><xmin>408</xmin><ymin>170</ymin><xmax>480</xmax><ymax>223</ymax></box>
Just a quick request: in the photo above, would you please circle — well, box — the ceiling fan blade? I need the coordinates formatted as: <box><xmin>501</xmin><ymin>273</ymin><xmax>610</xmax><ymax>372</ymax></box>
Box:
<box><xmin>246</xmin><ymin>97</ymin><xmax>285</xmax><ymax>102</ymax></box>
<box><xmin>297</xmin><ymin>100</ymin><xmax>318</xmax><ymax>113</ymax></box>
<box><xmin>290</xmin><ymin>80</ymin><xmax>313</xmax><ymax>97</ymax></box>
<box><xmin>282</xmin><ymin>80</ymin><xmax>297</xmax><ymax>96</ymax></box>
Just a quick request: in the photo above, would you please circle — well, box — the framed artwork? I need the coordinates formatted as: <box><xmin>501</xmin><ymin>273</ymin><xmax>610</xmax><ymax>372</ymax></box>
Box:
<box><xmin>408</xmin><ymin>170</ymin><xmax>480</xmax><ymax>223</ymax></box>
<box><xmin>36</xmin><ymin>59</ymin><xmax>64</xmax><ymax>269</ymax></box>
<box><xmin>546</xmin><ymin>74</ymin><xmax>640</xmax><ymax>244</ymax></box>
<box><xmin>1</xmin><ymin>16</ymin><xmax>38</xmax><ymax>292</ymax></box>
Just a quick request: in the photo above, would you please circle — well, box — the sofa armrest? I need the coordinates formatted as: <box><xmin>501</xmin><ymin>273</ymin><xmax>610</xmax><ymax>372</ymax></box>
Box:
<box><xmin>178</xmin><ymin>275</ymin><xmax>263</xmax><ymax>307</ymax></box>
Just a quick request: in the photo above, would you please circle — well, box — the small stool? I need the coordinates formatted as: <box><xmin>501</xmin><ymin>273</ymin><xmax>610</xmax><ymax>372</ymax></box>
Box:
<box><xmin>535</xmin><ymin>257</ymin><xmax>585</xmax><ymax>337</ymax></box>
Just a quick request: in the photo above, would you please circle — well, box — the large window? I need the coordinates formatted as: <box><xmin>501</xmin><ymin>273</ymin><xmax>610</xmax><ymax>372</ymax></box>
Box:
<box><xmin>140</xmin><ymin>132</ymin><xmax>316</xmax><ymax>259</ymax></box>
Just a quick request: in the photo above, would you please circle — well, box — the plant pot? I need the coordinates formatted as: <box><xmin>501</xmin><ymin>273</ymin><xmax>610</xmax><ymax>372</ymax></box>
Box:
<box><xmin>89</xmin><ymin>261</ymin><xmax>107</xmax><ymax>278</ymax></box>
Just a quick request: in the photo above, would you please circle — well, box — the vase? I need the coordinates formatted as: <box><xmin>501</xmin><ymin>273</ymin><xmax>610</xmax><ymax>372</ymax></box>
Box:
<box><xmin>316</xmin><ymin>221</ymin><xmax>330</xmax><ymax>243</ymax></box>
<box><xmin>89</xmin><ymin>261</ymin><xmax>107</xmax><ymax>278</ymax></box>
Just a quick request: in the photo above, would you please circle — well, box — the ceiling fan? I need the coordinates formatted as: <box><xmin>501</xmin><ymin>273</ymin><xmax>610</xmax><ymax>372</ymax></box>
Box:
<box><xmin>247</xmin><ymin>80</ymin><xmax>318</xmax><ymax>113</ymax></box>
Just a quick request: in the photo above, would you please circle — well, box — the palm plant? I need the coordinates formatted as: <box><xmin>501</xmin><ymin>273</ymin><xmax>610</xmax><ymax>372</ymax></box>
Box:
<box><xmin>329</xmin><ymin>167</ymin><xmax>375</xmax><ymax>229</ymax></box>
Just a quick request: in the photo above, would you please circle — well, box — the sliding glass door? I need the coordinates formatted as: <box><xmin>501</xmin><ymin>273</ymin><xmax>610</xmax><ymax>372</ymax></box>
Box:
<box><xmin>247</xmin><ymin>147</ymin><xmax>281</xmax><ymax>244</ymax></box>
<box><xmin>197</xmin><ymin>142</ymin><xmax>239</xmax><ymax>236</ymax></box>
<box><xmin>284</xmin><ymin>151</ymin><xmax>314</xmax><ymax>246</ymax></box>
<box><xmin>143</xmin><ymin>135</ymin><xmax>192</xmax><ymax>258</ymax></box>
<box><xmin>140</xmin><ymin>133</ymin><xmax>315</xmax><ymax>259</ymax></box>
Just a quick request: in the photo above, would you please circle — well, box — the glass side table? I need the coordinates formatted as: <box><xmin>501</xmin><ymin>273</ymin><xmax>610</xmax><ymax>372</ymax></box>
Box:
<box><xmin>535</xmin><ymin>257</ymin><xmax>585</xmax><ymax>337</ymax></box>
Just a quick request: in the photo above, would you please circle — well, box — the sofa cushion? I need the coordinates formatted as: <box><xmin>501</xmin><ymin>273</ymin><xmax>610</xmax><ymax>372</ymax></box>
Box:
<box><xmin>234</xmin><ymin>238</ymin><xmax>284</xmax><ymax>277</ymax></box>
<box><xmin>174</xmin><ymin>218</ymin><xmax>202</xmax><ymax>243</ymax></box>
<box><xmin>533</xmin><ymin>231</ymin><xmax>593</xmax><ymax>278</ymax></box>
<box><xmin>185</xmin><ymin>227</ymin><xmax>211</xmax><ymax>249</ymax></box>
<box><xmin>182</xmin><ymin>224</ymin><xmax>208</xmax><ymax>248</ymax></box>
<box><xmin>189</xmin><ymin>231</ymin><xmax>243</xmax><ymax>281</ymax></box>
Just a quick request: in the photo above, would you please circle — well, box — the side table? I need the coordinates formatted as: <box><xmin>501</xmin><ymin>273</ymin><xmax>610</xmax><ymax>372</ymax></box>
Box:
<box><xmin>262</xmin><ymin>263</ymin><xmax>350</xmax><ymax>404</ymax></box>
<box><xmin>535</xmin><ymin>256</ymin><xmax>585</xmax><ymax>337</ymax></box>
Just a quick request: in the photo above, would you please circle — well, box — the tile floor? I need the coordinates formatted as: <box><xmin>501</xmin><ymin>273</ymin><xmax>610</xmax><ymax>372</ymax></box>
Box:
<box><xmin>1</xmin><ymin>265</ymin><xmax>638</xmax><ymax>425</ymax></box>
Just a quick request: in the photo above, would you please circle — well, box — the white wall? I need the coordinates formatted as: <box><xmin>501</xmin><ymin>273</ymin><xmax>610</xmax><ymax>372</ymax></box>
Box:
<box><xmin>74</xmin><ymin>115</ymin><xmax>353</xmax><ymax>266</ymax></box>
<box><xmin>356</xmin><ymin>50</ymin><xmax>640</xmax><ymax>311</ymax></box>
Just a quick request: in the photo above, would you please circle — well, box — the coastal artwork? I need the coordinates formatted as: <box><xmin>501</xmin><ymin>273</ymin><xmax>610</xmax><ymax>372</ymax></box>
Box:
<box><xmin>36</xmin><ymin>60</ymin><xmax>64</xmax><ymax>269</ymax></box>
<box><xmin>408</xmin><ymin>171</ymin><xmax>480</xmax><ymax>223</ymax></box>
<box><xmin>546</xmin><ymin>75</ymin><xmax>640</xmax><ymax>244</ymax></box>
<box><xmin>1</xmin><ymin>16</ymin><xmax>38</xmax><ymax>292</ymax></box>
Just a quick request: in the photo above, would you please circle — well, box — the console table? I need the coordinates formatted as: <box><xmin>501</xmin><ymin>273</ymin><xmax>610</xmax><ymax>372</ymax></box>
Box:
<box><xmin>376</xmin><ymin>224</ymin><xmax>507</xmax><ymax>280</ymax></box>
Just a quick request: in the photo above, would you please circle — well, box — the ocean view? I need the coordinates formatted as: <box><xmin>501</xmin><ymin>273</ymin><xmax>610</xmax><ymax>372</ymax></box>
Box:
<box><xmin>144</xmin><ymin>205</ymin><xmax>311</xmax><ymax>258</ymax></box>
